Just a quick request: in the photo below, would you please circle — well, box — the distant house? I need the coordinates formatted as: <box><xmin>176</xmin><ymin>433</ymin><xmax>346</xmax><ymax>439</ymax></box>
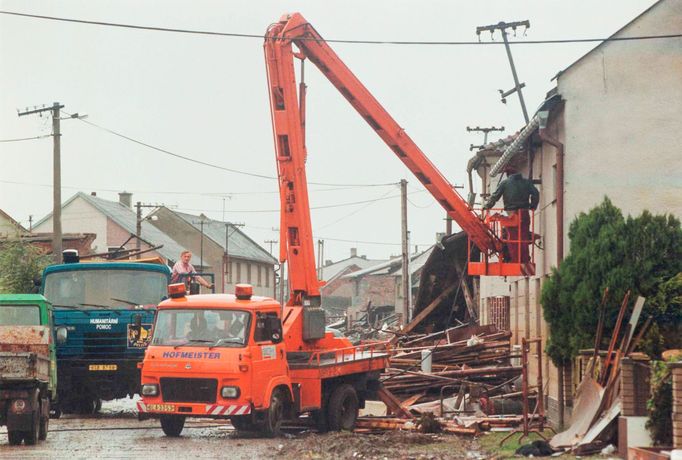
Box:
<box><xmin>19</xmin><ymin>233</ymin><xmax>96</xmax><ymax>257</ymax></box>
<box><xmin>319</xmin><ymin>248</ymin><xmax>387</xmax><ymax>312</ymax></box>
<box><xmin>32</xmin><ymin>192</ymin><xmax>188</xmax><ymax>264</ymax></box>
<box><xmin>469</xmin><ymin>0</ymin><xmax>682</xmax><ymax>427</ymax></box>
<box><xmin>0</xmin><ymin>209</ymin><xmax>28</xmax><ymax>237</ymax></box>
<box><xmin>342</xmin><ymin>247</ymin><xmax>433</xmax><ymax>322</ymax></box>
<box><xmin>148</xmin><ymin>207</ymin><xmax>278</xmax><ymax>297</ymax></box>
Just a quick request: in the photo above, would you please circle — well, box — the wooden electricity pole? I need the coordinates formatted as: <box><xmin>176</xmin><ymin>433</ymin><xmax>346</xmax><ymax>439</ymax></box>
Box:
<box><xmin>18</xmin><ymin>102</ymin><xmax>64</xmax><ymax>263</ymax></box>
<box><xmin>400</xmin><ymin>179</ymin><xmax>410</xmax><ymax>325</ymax></box>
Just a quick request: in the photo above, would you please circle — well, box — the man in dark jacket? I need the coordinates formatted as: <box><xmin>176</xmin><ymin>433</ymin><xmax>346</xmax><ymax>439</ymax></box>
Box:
<box><xmin>483</xmin><ymin>166</ymin><xmax>539</xmax><ymax>263</ymax></box>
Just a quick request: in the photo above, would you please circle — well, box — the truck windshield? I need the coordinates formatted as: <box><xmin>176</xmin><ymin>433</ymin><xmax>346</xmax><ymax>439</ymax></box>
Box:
<box><xmin>0</xmin><ymin>305</ymin><xmax>41</xmax><ymax>325</ymax></box>
<box><xmin>43</xmin><ymin>269</ymin><xmax>167</xmax><ymax>309</ymax></box>
<box><xmin>152</xmin><ymin>309</ymin><xmax>250</xmax><ymax>347</ymax></box>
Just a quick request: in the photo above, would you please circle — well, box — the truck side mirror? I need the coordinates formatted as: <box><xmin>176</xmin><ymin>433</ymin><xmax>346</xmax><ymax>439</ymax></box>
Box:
<box><xmin>56</xmin><ymin>327</ymin><xmax>68</xmax><ymax>345</ymax></box>
<box><xmin>265</xmin><ymin>316</ymin><xmax>283</xmax><ymax>344</ymax></box>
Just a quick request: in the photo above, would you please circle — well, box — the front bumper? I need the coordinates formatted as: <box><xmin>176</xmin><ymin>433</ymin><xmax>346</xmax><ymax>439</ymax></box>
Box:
<box><xmin>136</xmin><ymin>400</ymin><xmax>251</xmax><ymax>419</ymax></box>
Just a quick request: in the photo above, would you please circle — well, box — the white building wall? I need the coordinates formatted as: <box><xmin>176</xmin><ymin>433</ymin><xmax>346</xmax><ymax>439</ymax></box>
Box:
<box><xmin>33</xmin><ymin>197</ymin><xmax>108</xmax><ymax>252</ymax></box>
<box><xmin>558</xmin><ymin>0</ymin><xmax>682</xmax><ymax>222</ymax></box>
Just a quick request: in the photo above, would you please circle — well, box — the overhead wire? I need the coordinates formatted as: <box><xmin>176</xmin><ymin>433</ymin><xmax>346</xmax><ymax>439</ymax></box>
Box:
<box><xmin>1</xmin><ymin>10</ymin><xmax>681</xmax><ymax>46</ymax></box>
<box><xmin>0</xmin><ymin>134</ymin><xmax>52</xmax><ymax>143</ymax></box>
<box><xmin>63</xmin><ymin>112</ymin><xmax>398</xmax><ymax>188</ymax></box>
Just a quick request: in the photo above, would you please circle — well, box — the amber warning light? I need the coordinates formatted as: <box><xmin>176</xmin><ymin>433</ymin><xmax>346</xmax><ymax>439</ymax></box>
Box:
<box><xmin>168</xmin><ymin>283</ymin><xmax>187</xmax><ymax>299</ymax></box>
<box><xmin>235</xmin><ymin>284</ymin><xmax>253</xmax><ymax>300</ymax></box>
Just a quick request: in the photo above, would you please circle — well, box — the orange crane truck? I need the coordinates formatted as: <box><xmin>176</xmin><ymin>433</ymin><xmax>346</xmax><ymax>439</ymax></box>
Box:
<box><xmin>137</xmin><ymin>283</ymin><xmax>387</xmax><ymax>436</ymax></box>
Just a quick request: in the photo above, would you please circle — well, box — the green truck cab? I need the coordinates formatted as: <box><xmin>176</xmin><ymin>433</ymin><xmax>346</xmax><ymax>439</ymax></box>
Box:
<box><xmin>0</xmin><ymin>294</ymin><xmax>57</xmax><ymax>445</ymax></box>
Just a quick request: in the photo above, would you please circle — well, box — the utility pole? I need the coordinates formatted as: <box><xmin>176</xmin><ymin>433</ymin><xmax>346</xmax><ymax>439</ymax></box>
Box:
<box><xmin>467</xmin><ymin>126</ymin><xmax>506</xmax><ymax>151</ymax></box>
<box><xmin>476</xmin><ymin>21</ymin><xmax>531</xmax><ymax>123</ymax></box>
<box><xmin>316</xmin><ymin>239</ymin><xmax>325</xmax><ymax>280</ymax></box>
<box><xmin>135</xmin><ymin>202</ymin><xmax>162</xmax><ymax>258</ymax></box>
<box><xmin>223</xmin><ymin>221</ymin><xmax>245</xmax><ymax>292</ymax></box>
<box><xmin>18</xmin><ymin>102</ymin><xmax>65</xmax><ymax>263</ymax></box>
<box><xmin>265</xmin><ymin>240</ymin><xmax>278</xmax><ymax>255</ymax></box>
<box><xmin>400</xmin><ymin>179</ymin><xmax>410</xmax><ymax>325</ymax></box>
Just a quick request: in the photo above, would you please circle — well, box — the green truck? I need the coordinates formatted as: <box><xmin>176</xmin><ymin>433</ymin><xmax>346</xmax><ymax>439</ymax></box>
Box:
<box><xmin>0</xmin><ymin>294</ymin><xmax>57</xmax><ymax>445</ymax></box>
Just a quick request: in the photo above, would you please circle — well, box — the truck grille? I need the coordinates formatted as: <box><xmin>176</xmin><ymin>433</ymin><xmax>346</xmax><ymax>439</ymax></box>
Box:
<box><xmin>83</xmin><ymin>332</ymin><xmax>126</xmax><ymax>358</ymax></box>
<box><xmin>160</xmin><ymin>378</ymin><xmax>218</xmax><ymax>404</ymax></box>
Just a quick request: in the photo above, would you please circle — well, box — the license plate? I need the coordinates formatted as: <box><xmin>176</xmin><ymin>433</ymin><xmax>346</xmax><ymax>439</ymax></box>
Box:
<box><xmin>147</xmin><ymin>404</ymin><xmax>175</xmax><ymax>412</ymax></box>
<box><xmin>88</xmin><ymin>364</ymin><xmax>118</xmax><ymax>371</ymax></box>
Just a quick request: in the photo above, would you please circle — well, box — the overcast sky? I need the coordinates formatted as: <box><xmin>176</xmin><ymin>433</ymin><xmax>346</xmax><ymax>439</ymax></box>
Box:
<box><xmin>0</xmin><ymin>0</ymin><xmax>657</xmax><ymax>262</ymax></box>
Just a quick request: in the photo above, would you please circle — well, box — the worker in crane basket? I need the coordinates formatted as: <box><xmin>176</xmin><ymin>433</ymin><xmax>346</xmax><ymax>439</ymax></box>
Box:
<box><xmin>483</xmin><ymin>165</ymin><xmax>539</xmax><ymax>263</ymax></box>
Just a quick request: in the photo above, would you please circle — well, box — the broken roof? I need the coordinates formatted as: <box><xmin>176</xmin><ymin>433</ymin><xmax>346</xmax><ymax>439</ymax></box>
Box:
<box><xmin>342</xmin><ymin>246</ymin><xmax>434</xmax><ymax>280</ymax></box>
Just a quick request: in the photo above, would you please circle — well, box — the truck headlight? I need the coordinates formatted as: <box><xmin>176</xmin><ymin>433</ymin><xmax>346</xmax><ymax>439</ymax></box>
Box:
<box><xmin>221</xmin><ymin>386</ymin><xmax>240</xmax><ymax>399</ymax></box>
<box><xmin>141</xmin><ymin>384</ymin><xmax>159</xmax><ymax>396</ymax></box>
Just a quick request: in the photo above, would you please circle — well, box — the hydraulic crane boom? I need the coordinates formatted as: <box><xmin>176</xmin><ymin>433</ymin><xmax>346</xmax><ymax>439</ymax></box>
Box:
<box><xmin>265</xmin><ymin>13</ymin><xmax>532</xmax><ymax>311</ymax></box>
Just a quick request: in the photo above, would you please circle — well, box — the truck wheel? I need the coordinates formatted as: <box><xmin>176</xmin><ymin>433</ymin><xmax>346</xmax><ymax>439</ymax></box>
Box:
<box><xmin>7</xmin><ymin>430</ymin><xmax>23</xmax><ymax>445</ymax></box>
<box><xmin>160</xmin><ymin>415</ymin><xmax>185</xmax><ymax>437</ymax></box>
<box><xmin>262</xmin><ymin>389</ymin><xmax>289</xmax><ymax>437</ymax></box>
<box><xmin>326</xmin><ymin>384</ymin><xmax>359</xmax><ymax>431</ymax></box>
<box><xmin>231</xmin><ymin>415</ymin><xmax>256</xmax><ymax>431</ymax></box>
<box><xmin>23</xmin><ymin>410</ymin><xmax>40</xmax><ymax>445</ymax></box>
<box><xmin>39</xmin><ymin>398</ymin><xmax>50</xmax><ymax>440</ymax></box>
<box><xmin>39</xmin><ymin>414</ymin><xmax>49</xmax><ymax>441</ymax></box>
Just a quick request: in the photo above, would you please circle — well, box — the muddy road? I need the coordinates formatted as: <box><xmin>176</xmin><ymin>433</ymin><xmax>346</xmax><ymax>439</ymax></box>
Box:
<box><xmin>0</xmin><ymin>399</ymin><xmax>479</xmax><ymax>459</ymax></box>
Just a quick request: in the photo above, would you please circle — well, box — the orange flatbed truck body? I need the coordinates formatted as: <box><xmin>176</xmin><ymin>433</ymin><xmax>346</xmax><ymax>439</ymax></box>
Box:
<box><xmin>138</xmin><ymin>287</ymin><xmax>388</xmax><ymax>434</ymax></box>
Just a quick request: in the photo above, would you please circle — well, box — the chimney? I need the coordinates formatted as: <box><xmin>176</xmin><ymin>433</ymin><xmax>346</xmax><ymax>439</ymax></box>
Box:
<box><xmin>350</xmin><ymin>247</ymin><xmax>357</xmax><ymax>258</ymax></box>
<box><xmin>91</xmin><ymin>192</ymin><xmax>97</xmax><ymax>197</ymax></box>
<box><xmin>118</xmin><ymin>191</ymin><xmax>132</xmax><ymax>208</ymax></box>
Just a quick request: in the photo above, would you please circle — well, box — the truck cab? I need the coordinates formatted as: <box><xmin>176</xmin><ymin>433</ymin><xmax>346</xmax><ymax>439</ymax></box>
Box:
<box><xmin>139</xmin><ymin>284</ymin><xmax>388</xmax><ymax>437</ymax></box>
<box><xmin>0</xmin><ymin>294</ymin><xmax>56</xmax><ymax>445</ymax></box>
<box><xmin>41</xmin><ymin>260</ymin><xmax>170</xmax><ymax>414</ymax></box>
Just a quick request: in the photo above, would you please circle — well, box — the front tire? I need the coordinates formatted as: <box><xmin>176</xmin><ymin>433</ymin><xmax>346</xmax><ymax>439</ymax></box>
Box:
<box><xmin>262</xmin><ymin>389</ymin><xmax>289</xmax><ymax>437</ymax></box>
<box><xmin>326</xmin><ymin>384</ymin><xmax>359</xmax><ymax>431</ymax></box>
<box><xmin>160</xmin><ymin>415</ymin><xmax>185</xmax><ymax>437</ymax></box>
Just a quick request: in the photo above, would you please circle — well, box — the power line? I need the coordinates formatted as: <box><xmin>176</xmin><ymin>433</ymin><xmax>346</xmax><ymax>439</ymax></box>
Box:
<box><xmin>2</xmin><ymin>10</ymin><xmax>681</xmax><ymax>46</ymax></box>
<box><xmin>65</xmin><ymin>113</ymin><xmax>397</xmax><ymax>188</ymax></box>
<box><xmin>0</xmin><ymin>178</ymin><xmax>392</xmax><ymax>197</ymax></box>
<box><xmin>0</xmin><ymin>134</ymin><xmax>52</xmax><ymax>143</ymax></box>
<box><xmin>175</xmin><ymin>190</ymin><xmax>427</xmax><ymax>214</ymax></box>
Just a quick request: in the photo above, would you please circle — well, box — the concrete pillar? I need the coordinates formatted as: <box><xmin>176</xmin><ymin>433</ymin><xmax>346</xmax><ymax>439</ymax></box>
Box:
<box><xmin>671</xmin><ymin>362</ymin><xmax>682</xmax><ymax>449</ymax></box>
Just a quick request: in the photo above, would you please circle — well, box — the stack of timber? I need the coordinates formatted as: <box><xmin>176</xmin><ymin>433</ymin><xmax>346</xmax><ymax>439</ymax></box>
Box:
<box><xmin>382</xmin><ymin>324</ymin><xmax>521</xmax><ymax>401</ymax></box>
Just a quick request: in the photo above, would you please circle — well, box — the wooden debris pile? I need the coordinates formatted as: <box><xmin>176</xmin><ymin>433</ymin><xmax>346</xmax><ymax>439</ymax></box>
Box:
<box><xmin>382</xmin><ymin>324</ymin><xmax>521</xmax><ymax>401</ymax></box>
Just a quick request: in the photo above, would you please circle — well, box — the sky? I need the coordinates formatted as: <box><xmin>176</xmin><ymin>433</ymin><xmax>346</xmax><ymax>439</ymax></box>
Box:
<box><xmin>0</xmin><ymin>0</ymin><xmax>658</xmax><ymax>263</ymax></box>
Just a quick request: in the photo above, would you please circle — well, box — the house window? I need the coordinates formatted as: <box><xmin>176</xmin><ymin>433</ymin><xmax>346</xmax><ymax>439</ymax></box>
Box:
<box><xmin>265</xmin><ymin>268</ymin><xmax>270</xmax><ymax>288</ymax></box>
<box><xmin>236</xmin><ymin>262</ymin><xmax>241</xmax><ymax>283</ymax></box>
<box><xmin>247</xmin><ymin>264</ymin><xmax>252</xmax><ymax>284</ymax></box>
<box><xmin>257</xmin><ymin>266</ymin><xmax>262</xmax><ymax>286</ymax></box>
<box><xmin>226</xmin><ymin>260</ymin><xmax>232</xmax><ymax>284</ymax></box>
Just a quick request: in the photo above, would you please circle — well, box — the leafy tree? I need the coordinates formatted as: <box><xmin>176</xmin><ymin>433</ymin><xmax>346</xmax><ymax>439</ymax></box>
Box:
<box><xmin>542</xmin><ymin>197</ymin><xmax>682</xmax><ymax>365</ymax></box>
<box><xmin>0</xmin><ymin>239</ymin><xmax>51</xmax><ymax>294</ymax></box>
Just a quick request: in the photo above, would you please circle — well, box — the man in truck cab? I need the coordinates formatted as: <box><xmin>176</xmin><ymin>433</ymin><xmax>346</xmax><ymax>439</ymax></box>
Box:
<box><xmin>483</xmin><ymin>165</ymin><xmax>539</xmax><ymax>263</ymax></box>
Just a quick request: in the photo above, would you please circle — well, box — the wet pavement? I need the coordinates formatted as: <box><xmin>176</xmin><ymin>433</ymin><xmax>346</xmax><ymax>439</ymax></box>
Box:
<box><xmin>0</xmin><ymin>398</ymin><xmax>283</xmax><ymax>459</ymax></box>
